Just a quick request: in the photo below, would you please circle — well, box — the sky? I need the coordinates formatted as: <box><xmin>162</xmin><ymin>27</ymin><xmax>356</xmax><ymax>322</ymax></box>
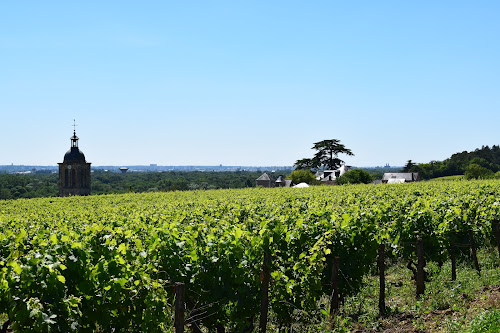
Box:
<box><xmin>1</xmin><ymin>1</ymin><xmax>499</xmax><ymax>167</ymax></box>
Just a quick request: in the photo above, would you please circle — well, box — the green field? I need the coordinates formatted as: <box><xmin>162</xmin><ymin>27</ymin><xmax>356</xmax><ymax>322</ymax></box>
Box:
<box><xmin>1</xmin><ymin>181</ymin><xmax>500</xmax><ymax>332</ymax></box>
<box><xmin>428</xmin><ymin>175</ymin><xmax>465</xmax><ymax>182</ymax></box>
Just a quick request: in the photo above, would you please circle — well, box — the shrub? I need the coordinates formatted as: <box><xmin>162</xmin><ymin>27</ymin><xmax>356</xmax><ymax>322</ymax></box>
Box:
<box><xmin>336</xmin><ymin>169</ymin><xmax>373</xmax><ymax>185</ymax></box>
<box><xmin>464</xmin><ymin>164</ymin><xmax>494</xmax><ymax>180</ymax></box>
<box><xmin>287</xmin><ymin>169</ymin><xmax>316</xmax><ymax>184</ymax></box>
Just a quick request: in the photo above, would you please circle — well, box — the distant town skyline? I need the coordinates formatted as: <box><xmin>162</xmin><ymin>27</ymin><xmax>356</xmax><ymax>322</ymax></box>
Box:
<box><xmin>1</xmin><ymin>1</ymin><xmax>499</xmax><ymax>167</ymax></box>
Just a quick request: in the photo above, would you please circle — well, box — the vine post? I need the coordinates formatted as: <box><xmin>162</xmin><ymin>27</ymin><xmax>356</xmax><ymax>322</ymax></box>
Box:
<box><xmin>377</xmin><ymin>244</ymin><xmax>386</xmax><ymax>315</ymax></box>
<box><xmin>493</xmin><ymin>220</ymin><xmax>500</xmax><ymax>258</ymax></box>
<box><xmin>330</xmin><ymin>256</ymin><xmax>341</xmax><ymax>317</ymax></box>
<box><xmin>174</xmin><ymin>282</ymin><xmax>185</xmax><ymax>333</ymax></box>
<box><xmin>216</xmin><ymin>323</ymin><xmax>225</xmax><ymax>333</ymax></box>
<box><xmin>468</xmin><ymin>230</ymin><xmax>481</xmax><ymax>275</ymax></box>
<box><xmin>416</xmin><ymin>237</ymin><xmax>425</xmax><ymax>296</ymax></box>
<box><xmin>450</xmin><ymin>235</ymin><xmax>456</xmax><ymax>281</ymax></box>
<box><xmin>259</xmin><ymin>251</ymin><xmax>271</xmax><ymax>333</ymax></box>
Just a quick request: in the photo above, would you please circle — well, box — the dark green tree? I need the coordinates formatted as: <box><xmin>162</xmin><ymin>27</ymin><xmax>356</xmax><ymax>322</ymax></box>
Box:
<box><xmin>403</xmin><ymin>160</ymin><xmax>416</xmax><ymax>172</ymax></box>
<box><xmin>464</xmin><ymin>163</ymin><xmax>494</xmax><ymax>180</ymax></box>
<box><xmin>294</xmin><ymin>139</ymin><xmax>353</xmax><ymax>170</ymax></box>
<box><xmin>293</xmin><ymin>158</ymin><xmax>319</xmax><ymax>170</ymax></box>
<box><xmin>313</xmin><ymin>139</ymin><xmax>354</xmax><ymax>169</ymax></box>
<box><xmin>287</xmin><ymin>169</ymin><xmax>316</xmax><ymax>184</ymax></box>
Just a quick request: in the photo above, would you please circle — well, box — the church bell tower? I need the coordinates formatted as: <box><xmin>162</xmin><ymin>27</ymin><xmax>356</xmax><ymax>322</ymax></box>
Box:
<box><xmin>58</xmin><ymin>123</ymin><xmax>91</xmax><ymax>196</ymax></box>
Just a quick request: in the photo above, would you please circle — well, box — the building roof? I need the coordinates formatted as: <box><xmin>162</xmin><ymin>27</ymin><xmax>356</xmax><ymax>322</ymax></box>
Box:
<box><xmin>275</xmin><ymin>175</ymin><xmax>284</xmax><ymax>183</ymax></box>
<box><xmin>382</xmin><ymin>173</ymin><xmax>419</xmax><ymax>181</ymax></box>
<box><xmin>256</xmin><ymin>173</ymin><xmax>275</xmax><ymax>181</ymax></box>
<box><xmin>64</xmin><ymin>147</ymin><xmax>86</xmax><ymax>163</ymax></box>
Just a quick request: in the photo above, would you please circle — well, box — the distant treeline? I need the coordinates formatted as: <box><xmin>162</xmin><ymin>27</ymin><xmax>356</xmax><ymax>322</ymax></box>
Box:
<box><xmin>0</xmin><ymin>173</ymin><xmax>58</xmax><ymax>200</ymax></box>
<box><xmin>406</xmin><ymin>145</ymin><xmax>500</xmax><ymax>179</ymax></box>
<box><xmin>0</xmin><ymin>170</ymin><xmax>290</xmax><ymax>200</ymax></box>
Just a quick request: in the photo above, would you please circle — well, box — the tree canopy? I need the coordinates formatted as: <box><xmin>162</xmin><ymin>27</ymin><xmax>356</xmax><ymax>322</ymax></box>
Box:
<box><xmin>294</xmin><ymin>139</ymin><xmax>353</xmax><ymax>170</ymax></box>
<box><xmin>403</xmin><ymin>160</ymin><xmax>416</xmax><ymax>172</ymax></box>
<box><xmin>287</xmin><ymin>169</ymin><xmax>316</xmax><ymax>185</ymax></box>
<box><xmin>464</xmin><ymin>163</ymin><xmax>494</xmax><ymax>180</ymax></box>
<box><xmin>405</xmin><ymin>145</ymin><xmax>500</xmax><ymax>179</ymax></box>
<box><xmin>336</xmin><ymin>169</ymin><xmax>373</xmax><ymax>185</ymax></box>
<box><xmin>0</xmin><ymin>170</ymin><xmax>281</xmax><ymax>200</ymax></box>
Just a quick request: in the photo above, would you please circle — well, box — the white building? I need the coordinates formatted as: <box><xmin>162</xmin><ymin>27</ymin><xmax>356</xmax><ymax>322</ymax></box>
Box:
<box><xmin>315</xmin><ymin>165</ymin><xmax>351</xmax><ymax>182</ymax></box>
<box><xmin>382</xmin><ymin>173</ymin><xmax>421</xmax><ymax>184</ymax></box>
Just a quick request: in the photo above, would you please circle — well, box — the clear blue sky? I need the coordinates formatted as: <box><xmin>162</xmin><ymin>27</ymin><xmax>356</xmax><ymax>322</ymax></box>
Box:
<box><xmin>1</xmin><ymin>1</ymin><xmax>499</xmax><ymax>167</ymax></box>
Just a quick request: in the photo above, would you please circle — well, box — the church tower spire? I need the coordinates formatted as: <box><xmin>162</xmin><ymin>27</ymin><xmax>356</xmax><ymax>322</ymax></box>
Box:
<box><xmin>58</xmin><ymin>120</ymin><xmax>91</xmax><ymax>196</ymax></box>
<box><xmin>71</xmin><ymin>120</ymin><xmax>79</xmax><ymax>148</ymax></box>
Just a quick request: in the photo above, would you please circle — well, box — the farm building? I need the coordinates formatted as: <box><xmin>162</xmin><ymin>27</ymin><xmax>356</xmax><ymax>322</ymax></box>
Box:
<box><xmin>382</xmin><ymin>172</ymin><xmax>421</xmax><ymax>184</ymax></box>
<box><xmin>316</xmin><ymin>165</ymin><xmax>351</xmax><ymax>183</ymax></box>
<box><xmin>256</xmin><ymin>173</ymin><xmax>293</xmax><ymax>188</ymax></box>
<box><xmin>275</xmin><ymin>175</ymin><xmax>293</xmax><ymax>187</ymax></box>
<box><xmin>256</xmin><ymin>173</ymin><xmax>275</xmax><ymax>187</ymax></box>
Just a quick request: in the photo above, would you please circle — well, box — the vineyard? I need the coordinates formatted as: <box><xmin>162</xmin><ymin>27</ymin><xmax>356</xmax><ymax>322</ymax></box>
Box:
<box><xmin>1</xmin><ymin>180</ymin><xmax>500</xmax><ymax>332</ymax></box>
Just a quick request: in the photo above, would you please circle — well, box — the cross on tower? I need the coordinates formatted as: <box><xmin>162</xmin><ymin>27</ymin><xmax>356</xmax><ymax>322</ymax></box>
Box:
<box><xmin>71</xmin><ymin>120</ymin><xmax>79</xmax><ymax>148</ymax></box>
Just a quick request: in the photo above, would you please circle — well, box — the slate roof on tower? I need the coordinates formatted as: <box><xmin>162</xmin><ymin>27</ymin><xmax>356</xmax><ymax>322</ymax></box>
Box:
<box><xmin>64</xmin><ymin>148</ymin><xmax>86</xmax><ymax>162</ymax></box>
<box><xmin>256</xmin><ymin>173</ymin><xmax>275</xmax><ymax>181</ymax></box>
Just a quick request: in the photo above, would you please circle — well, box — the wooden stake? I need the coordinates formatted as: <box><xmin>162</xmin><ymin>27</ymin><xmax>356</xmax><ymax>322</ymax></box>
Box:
<box><xmin>377</xmin><ymin>244</ymin><xmax>386</xmax><ymax>315</ymax></box>
<box><xmin>216</xmin><ymin>323</ymin><xmax>225</xmax><ymax>333</ymax></box>
<box><xmin>468</xmin><ymin>230</ymin><xmax>481</xmax><ymax>275</ymax></box>
<box><xmin>174</xmin><ymin>282</ymin><xmax>185</xmax><ymax>333</ymax></box>
<box><xmin>330</xmin><ymin>256</ymin><xmax>340</xmax><ymax>316</ymax></box>
<box><xmin>416</xmin><ymin>237</ymin><xmax>425</xmax><ymax>296</ymax></box>
<box><xmin>493</xmin><ymin>220</ymin><xmax>500</xmax><ymax>259</ymax></box>
<box><xmin>259</xmin><ymin>251</ymin><xmax>271</xmax><ymax>333</ymax></box>
<box><xmin>450</xmin><ymin>236</ymin><xmax>456</xmax><ymax>281</ymax></box>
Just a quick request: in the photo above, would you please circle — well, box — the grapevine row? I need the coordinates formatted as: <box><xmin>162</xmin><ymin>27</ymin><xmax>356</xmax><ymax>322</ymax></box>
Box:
<box><xmin>0</xmin><ymin>180</ymin><xmax>499</xmax><ymax>331</ymax></box>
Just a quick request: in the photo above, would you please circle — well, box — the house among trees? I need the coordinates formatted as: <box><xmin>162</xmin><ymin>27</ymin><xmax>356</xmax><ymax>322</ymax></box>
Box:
<box><xmin>382</xmin><ymin>172</ymin><xmax>421</xmax><ymax>184</ymax></box>
<box><xmin>315</xmin><ymin>165</ymin><xmax>351</xmax><ymax>184</ymax></box>
<box><xmin>256</xmin><ymin>173</ymin><xmax>293</xmax><ymax>188</ymax></box>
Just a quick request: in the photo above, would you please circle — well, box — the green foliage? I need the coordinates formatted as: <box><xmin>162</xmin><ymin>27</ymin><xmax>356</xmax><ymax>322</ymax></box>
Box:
<box><xmin>429</xmin><ymin>175</ymin><xmax>464</xmax><ymax>182</ymax></box>
<box><xmin>407</xmin><ymin>144</ymin><xmax>500</xmax><ymax>179</ymax></box>
<box><xmin>0</xmin><ymin>170</ymin><xmax>281</xmax><ymax>200</ymax></box>
<box><xmin>1</xmin><ymin>180</ymin><xmax>500</xmax><ymax>331</ymax></box>
<box><xmin>336</xmin><ymin>169</ymin><xmax>373</xmax><ymax>185</ymax></box>
<box><xmin>91</xmin><ymin>170</ymin><xmax>270</xmax><ymax>193</ymax></box>
<box><xmin>403</xmin><ymin>159</ymin><xmax>416</xmax><ymax>172</ymax></box>
<box><xmin>465</xmin><ymin>309</ymin><xmax>500</xmax><ymax>333</ymax></box>
<box><xmin>337</xmin><ymin>248</ymin><xmax>500</xmax><ymax>332</ymax></box>
<box><xmin>0</xmin><ymin>174</ymin><xmax>58</xmax><ymax>199</ymax></box>
<box><xmin>287</xmin><ymin>169</ymin><xmax>316</xmax><ymax>184</ymax></box>
<box><xmin>465</xmin><ymin>163</ymin><xmax>494</xmax><ymax>179</ymax></box>
<box><xmin>293</xmin><ymin>158</ymin><xmax>319</xmax><ymax>170</ymax></box>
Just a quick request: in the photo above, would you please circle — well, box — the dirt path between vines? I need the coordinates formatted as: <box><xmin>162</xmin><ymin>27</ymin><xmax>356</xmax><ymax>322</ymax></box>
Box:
<box><xmin>352</xmin><ymin>285</ymin><xmax>500</xmax><ymax>332</ymax></box>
